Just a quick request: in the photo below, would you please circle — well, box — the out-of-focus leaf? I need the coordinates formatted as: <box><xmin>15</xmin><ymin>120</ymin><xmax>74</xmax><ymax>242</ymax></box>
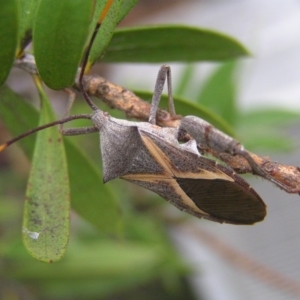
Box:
<box><xmin>0</xmin><ymin>0</ymin><xmax>18</xmax><ymax>85</ymax></box>
<box><xmin>240</xmin><ymin>109</ymin><xmax>300</xmax><ymax>127</ymax></box>
<box><xmin>239</xmin><ymin>127</ymin><xmax>295</xmax><ymax>152</ymax></box>
<box><xmin>22</xmin><ymin>78</ymin><xmax>69</xmax><ymax>262</ymax></box>
<box><xmin>0</xmin><ymin>204</ymin><xmax>189</xmax><ymax>298</ymax></box>
<box><xmin>65</xmin><ymin>141</ymin><xmax>121</xmax><ymax>234</ymax></box>
<box><xmin>238</xmin><ymin>109</ymin><xmax>299</xmax><ymax>152</ymax></box>
<box><xmin>99</xmin><ymin>25</ymin><xmax>250</xmax><ymax>63</ymax></box>
<box><xmin>174</xmin><ymin>64</ymin><xmax>195</xmax><ymax>97</ymax></box>
<box><xmin>0</xmin><ymin>86</ymin><xmax>39</xmax><ymax>156</ymax></box>
<box><xmin>5</xmin><ymin>240</ymin><xmax>167</xmax><ymax>279</ymax></box>
<box><xmin>33</xmin><ymin>0</ymin><xmax>93</xmax><ymax>89</ymax></box>
<box><xmin>197</xmin><ymin>61</ymin><xmax>237</xmax><ymax>125</ymax></box>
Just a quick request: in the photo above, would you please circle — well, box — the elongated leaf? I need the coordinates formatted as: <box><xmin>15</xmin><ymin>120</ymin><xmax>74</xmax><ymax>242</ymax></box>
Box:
<box><xmin>239</xmin><ymin>127</ymin><xmax>295</xmax><ymax>152</ymax></box>
<box><xmin>241</xmin><ymin>109</ymin><xmax>300</xmax><ymax>127</ymax></box>
<box><xmin>0</xmin><ymin>0</ymin><xmax>18</xmax><ymax>85</ymax></box>
<box><xmin>33</xmin><ymin>0</ymin><xmax>94</xmax><ymax>89</ymax></box>
<box><xmin>174</xmin><ymin>64</ymin><xmax>196</xmax><ymax>96</ymax></box>
<box><xmin>238</xmin><ymin>109</ymin><xmax>300</xmax><ymax>151</ymax></box>
<box><xmin>99</xmin><ymin>25</ymin><xmax>250</xmax><ymax>63</ymax></box>
<box><xmin>88</xmin><ymin>0</ymin><xmax>122</xmax><ymax>65</ymax></box>
<box><xmin>197</xmin><ymin>61</ymin><xmax>237</xmax><ymax>125</ymax></box>
<box><xmin>0</xmin><ymin>86</ymin><xmax>39</xmax><ymax>156</ymax></box>
<box><xmin>0</xmin><ymin>85</ymin><xmax>120</xmax><ymax>234</ymax></box>
<box><xmin>6</xmin><ymin>241</ymin><xmax>164</xmax><ymax>279</ymax></box>
<box><xmin>135</xmin><ymin>91</ymin><xmax>235</xmax><ymax>136</ymax></box>
<box><xmin>22</xmin><ymin>79</ymin><xmax>70</xmax><ymax>262</ymax></box>
<box><xmin>65</xmin><ymin>141</ymin><xmax>121</xmax><ymax>234</ymax></box>
<box><xmin>18</xmin><ymin>0</ymin><xmax>39</xmax><ymax>53</ymax></box>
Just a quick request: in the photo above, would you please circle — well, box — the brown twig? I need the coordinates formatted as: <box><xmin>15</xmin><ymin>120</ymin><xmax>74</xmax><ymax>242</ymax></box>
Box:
<box><xmin>78</xmin><ymin>74</ymin><xmax>181</xmax><ymax>127</ymax></box>
<box><xmin>14</xmin><ymin>57</ymin><xmax>300</xmax><ymax>194</ymax></box>
<box><xmin>78</xmin><ymin>74</ymin><xmax>300</xmax><ymax>194</ymax></box>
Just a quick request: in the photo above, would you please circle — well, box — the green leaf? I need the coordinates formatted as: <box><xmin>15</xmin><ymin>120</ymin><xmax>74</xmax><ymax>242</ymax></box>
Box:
<box><xmin>6</xmin><ymin>240</ymin><xmax>165</xmax><ymax>280</ymax></box>
<box><xmin>18</xmin><ymin>0</ymin><xmax>39</xmax><ymax>53</ymax></box>
<box><xmin>22</xmin><ymin>79</ymin><xmax>70</xmax><ymax>262</ymax></box>
<box><xmin>174</xmin><ymin>64</ymin><xmax>196</xmax><ymax>97</ymax></box>
<box><xmin>240</xmin><ymin>129</ymin><xmax>295</xmax><ymax>152</ymax></box>
<box><xmin>0</xmin><ymin>86</ymin><xmax>38</xmax><ymax>157</ymax></box>
<box><xmin>0</xmin><ymin>85</ymin><xmax>120</xmax><ymax>235</ymax></box>
<box><xmin>238</xmin><ymin>108</ymin><xmax>300</xmax><ymax>151</ymax></box>
<box><xmin>65</xmin><ymin>141</ymin><xmax>121</xmax><ymax>234</ymax></box>
<box><xmin>197</xmin><ymin>61</ymin><xmax>237</xmax><ymax>125</ymax></box>
<box><xmin>88</xmin><ymin>0</ymin><xmax>122</xmax><ymax>65</ymax></box>
<box><xmin>33</xmin><ymin>0</ymin><xmax>94</xmax><ymax>89</ymax></box>
<box><xmin>99</xmin><ymin>25</ymin><xmax>250</xmax><ymax>63</ymax></box>
<box><xmin>0</xmin><ymin>0</ymin><xmax>18</xmax><ymax>85</ymax></box>
<box><xmin>135</xmin><ymin>91</ymin><xmax>235</xmax><ymax>136</ymax></box>
<box><xmin>240</xmin><ymin>109</ymin><xmax>300</xmax><ymax>127</ymax></box>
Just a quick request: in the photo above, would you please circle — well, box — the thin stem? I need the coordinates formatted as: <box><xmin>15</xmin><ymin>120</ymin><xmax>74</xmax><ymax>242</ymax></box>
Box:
<box><xmin>149</xmin><ymin>65</ymin><xmax>176</xmax><ymax>124</ymax></box>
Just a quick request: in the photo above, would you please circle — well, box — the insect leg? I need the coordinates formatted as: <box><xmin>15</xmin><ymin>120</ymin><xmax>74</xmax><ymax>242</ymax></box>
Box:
<box><xmin>179</xmin><ymin>115</ymin><xmax>299</xmax><ymax>193</ymax></box>
<box><xmin>57</xmin><ymin>89</ymin><xmax>97</xmax><ymax>136</ymax></box>
<box><xmin>58</xmin><ymin>89</ymin><xmax>76</xmax><ymax>133</ymax></box>
<box><xmin>234</xmin><ymin>148</ymin><xmax>300</xmax><ymax>193</ymax></box>
<box><xmin>149</xmin><ymin>65</ymin><xmax>176</xmax><ymax>124</ymax></box>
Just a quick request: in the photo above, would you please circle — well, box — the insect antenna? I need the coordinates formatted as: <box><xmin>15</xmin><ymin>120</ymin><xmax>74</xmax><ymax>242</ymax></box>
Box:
<box><xmin>0</xmin><ymin>114</ymin><xmax>92</xmax><ymax>152</ymax></box>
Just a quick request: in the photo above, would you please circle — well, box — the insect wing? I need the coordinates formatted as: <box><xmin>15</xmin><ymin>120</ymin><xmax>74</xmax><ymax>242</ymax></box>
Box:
<box><xmin>122</xmin><ymin>129</ymin><xmax>266</xmax><ymax>225</ymax></box>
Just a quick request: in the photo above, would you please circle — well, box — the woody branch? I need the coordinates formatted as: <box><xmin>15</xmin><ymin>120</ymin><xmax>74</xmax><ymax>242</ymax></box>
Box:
<box><xmin>14</xmin><ymin>56</ymin><xmax>300</xmax><ymax>193</ymax></box>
